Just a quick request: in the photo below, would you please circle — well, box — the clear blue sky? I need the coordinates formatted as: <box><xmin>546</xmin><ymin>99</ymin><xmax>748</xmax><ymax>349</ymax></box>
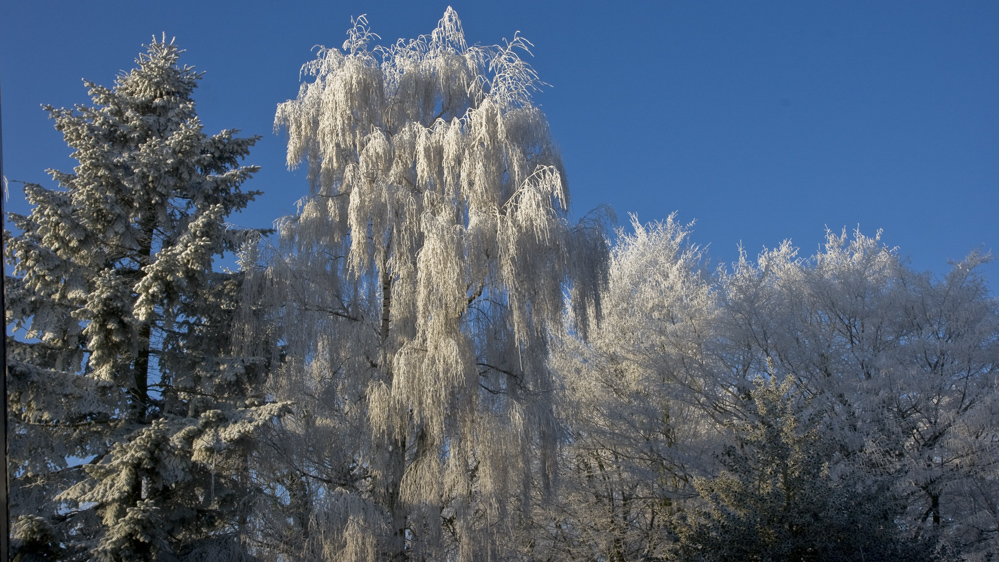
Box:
<box><xmin>3</xmin><ymin>1</ymin><xmax>997</xmax><ymax>286</ymax></box>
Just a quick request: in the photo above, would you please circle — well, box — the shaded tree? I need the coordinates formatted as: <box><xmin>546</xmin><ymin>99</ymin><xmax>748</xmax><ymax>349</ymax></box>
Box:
<box><xmin>712</xmin><ymin>231</ymin><xmax>999</xmax><ymax>558</ymax></box>
<box><xmin>676</xmin><ymin>376</ymin><xmax>926</xmax><ymax>562</ymax></box>
<box><xmin>552</xmin><ymin>224</ymin><xmax>998</xmax><ymax>561</ymax></box>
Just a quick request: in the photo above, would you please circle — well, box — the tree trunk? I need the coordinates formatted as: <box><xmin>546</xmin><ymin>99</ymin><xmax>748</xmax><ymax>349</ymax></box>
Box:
<box><xmin>378</xmin><ymin>242</ymin><xmax>409</xmax><ymax>560</ymax></box>
<box><xmin>132</xmin><ymin>321</ymin><xmax>152</xmax><ymax>422</ymax></box>
<box><xmin>131</xmin><ymin>217</ymin><xmax>156</xmax><ymax>423</ymax></box>
<box><xmin>387</xmin><ymin>435</ymin><xmax>408</xmax><ymax>561</ymax></box>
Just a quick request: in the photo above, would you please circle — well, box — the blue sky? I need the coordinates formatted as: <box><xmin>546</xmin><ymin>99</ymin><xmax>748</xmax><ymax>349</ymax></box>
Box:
<box><xmin>3</xmin><ymin>1</ymin><xmax>997</xmax><ymax>287</ymax></box>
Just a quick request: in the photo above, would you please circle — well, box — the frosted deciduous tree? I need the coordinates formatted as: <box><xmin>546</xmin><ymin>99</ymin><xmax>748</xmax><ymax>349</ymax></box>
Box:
<box><xmin>261</xmin><ymin>9</ymin><xmax>607</xmax><ymax>560</ymax></box>
<box><xmin>878</xmin><ymin>251</ymin><xmax>999</xmax><ymax>558</ymax></box>
<box><xmin>545</xmin><ymin>215</ymin><xmax>718</xmax><ymax>561</ymax></box>
<box><xmin>552</xmin><ymin>221</ymin><xmax>997</xmax><ymax>561</ymax></box>
<box><xmin>5</xmin><ymin>38</ymin><xmax>282</xmax><ymax>561</ymax></box>
<box><xmin>711</xmin><ymin>231</ymin><xmax>999</xmax><ymax>559</ymax></box>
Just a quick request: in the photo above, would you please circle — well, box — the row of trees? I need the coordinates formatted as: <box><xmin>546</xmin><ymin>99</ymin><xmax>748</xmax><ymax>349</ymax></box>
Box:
<box><xmin>6</xmin><ymin>11</ymin><xmax>997</xmax><ymax>561</ymax></box>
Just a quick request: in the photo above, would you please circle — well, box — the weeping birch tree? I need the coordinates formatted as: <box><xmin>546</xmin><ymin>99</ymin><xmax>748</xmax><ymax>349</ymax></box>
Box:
<box><xmin>261</xmin><ymin>8</ymin><xmax>607</xmax><ymax>560</ymax></box>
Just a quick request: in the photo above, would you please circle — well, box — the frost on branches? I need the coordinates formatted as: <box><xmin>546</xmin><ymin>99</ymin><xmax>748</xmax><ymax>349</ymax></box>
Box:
<box><xmin>709</xmin><ymin>232</ymin><xmax>999</xmax><ymax>559</ymax></box>
<box><xmin>5</xmin><ymin>37</ymin><xmax>284</xmax><ymax>561</ymax></box>
<box><xmin>253</xmin><ymin>8</ymin><xmax>608</xmax><ymax>560</ymax></box>
<box><xmin>552</xmin><ymin>223</ymin><xmax>998</xmax><ymax>561</ymax></box>
<box><xmin>546</xmin><ymin>215</ymin><xmax>720</xmax><ymax>561</ymax></box>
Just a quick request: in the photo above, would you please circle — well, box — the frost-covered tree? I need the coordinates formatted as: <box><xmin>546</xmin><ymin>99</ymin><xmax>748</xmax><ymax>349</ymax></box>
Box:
<box><xmin>544</xmin><ymin>215</ymin><xmax>718</xmax><ymax>561</ymax></box>
<box><xmin>256</xmin><ymin>9</ymin><xmax>607</xmax><ymax>560</ymax></box>
<box><xmin>5</xmin><ymin>37</ymin><xmax>283</xmax><ymax>561</ymax></box>
<box><xmin>551</xmin><ymin>220</ymin><xmax>998</xmax><ymax>561</ymax></box>
<box><xmin>713</xmin><ymin>232</ymin><xmax>999</xmax><ymax>559</ymax></box>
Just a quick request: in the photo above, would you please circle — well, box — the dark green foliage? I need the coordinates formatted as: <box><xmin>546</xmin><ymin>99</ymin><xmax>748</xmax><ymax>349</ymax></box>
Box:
<box><xmin>676</xmin><ymin>377</ymin><xmax>933</xmax><ymax>562</ymax></box>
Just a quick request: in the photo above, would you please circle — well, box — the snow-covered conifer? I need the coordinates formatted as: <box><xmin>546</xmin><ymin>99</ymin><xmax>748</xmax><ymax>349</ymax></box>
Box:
<box><xmin>5</xmin><ymin>37</ymin><xmax>281</xmax><ymax>561</ymax></box>
<box><xmin>676</xmin><ymin>376</ymin><xmax>927</xmax><ymax>561</ymax></box>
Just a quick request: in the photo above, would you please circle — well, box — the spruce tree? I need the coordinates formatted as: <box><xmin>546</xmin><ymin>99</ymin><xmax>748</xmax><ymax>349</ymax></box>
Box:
<box><xmin>5</xmin><ymin>37</ymin><xmax>283</xmax><ymax>561</ymax></box>
<box><xmin>676</xmin><ymin>377</ymin><xmax>931</xmax><ymax>562</ymax></box>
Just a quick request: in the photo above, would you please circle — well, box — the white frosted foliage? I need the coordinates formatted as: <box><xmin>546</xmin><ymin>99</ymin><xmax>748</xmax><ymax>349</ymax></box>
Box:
<box><xmin>261</xmin><ymin>8</ymin><xmax>608</xmax><ymax>559</ymax></box>
<box><xmin>549</xmin><ymin>218</ymin><xmax>998</xmax><ymax>560</ymax></box>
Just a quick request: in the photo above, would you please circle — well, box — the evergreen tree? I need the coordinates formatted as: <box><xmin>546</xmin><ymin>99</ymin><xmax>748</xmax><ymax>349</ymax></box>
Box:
<box><xmin>676</xmin><ymin>376</ymin><xmax>928</xmax><ymax>562</ymax></box>
<box><xmin>5</xmin><ymin>37</ymin><xmax>283</xmax><ymax>561</ymax></box>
